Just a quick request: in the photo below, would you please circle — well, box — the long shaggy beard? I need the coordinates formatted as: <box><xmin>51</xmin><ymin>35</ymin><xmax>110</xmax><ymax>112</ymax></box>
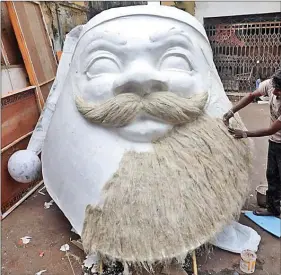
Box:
<box><xmin>81</xmin><ymin>115</ymin><xmax>252</xmax><ymax>265</ymax></box>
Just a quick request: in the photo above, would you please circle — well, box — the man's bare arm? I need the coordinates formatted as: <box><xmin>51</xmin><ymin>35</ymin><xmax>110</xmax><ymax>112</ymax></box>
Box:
<box><xmin>223</xmin><ymin>90</ymin><xmax>263</xmax><ymax>126</ymax></box>
<box><xmin>247</xmin><ymin>120</ymin><xmax>281</xmax><ymax>137</ymax></box>
<box><xmin>231</xmin><ymin>90</ymin><xmax>264</xmax><ymax>113</ymax></box>
<box><xmin>228</xmin><ymin>120</ymin><xmax>281</xmax><ymax>139</ymax></box>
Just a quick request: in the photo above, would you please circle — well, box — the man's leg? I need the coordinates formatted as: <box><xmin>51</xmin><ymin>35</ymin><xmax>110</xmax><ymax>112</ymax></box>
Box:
<box><xmin>255</xmin><ymin>141</ymin><xmax>281</xmax><ymax>216</ymax></box>
<box><xmin>273</xmin><ymin>142</ymin><xmax>281</xmax><ymax>215</ymax></box>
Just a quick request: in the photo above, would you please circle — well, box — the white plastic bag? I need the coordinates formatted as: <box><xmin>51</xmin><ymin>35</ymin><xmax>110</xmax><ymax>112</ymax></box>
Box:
<box><xmin>210</xmin><ymin>221</ymin><xmax>261</xmax><ymax>253</ymax></box>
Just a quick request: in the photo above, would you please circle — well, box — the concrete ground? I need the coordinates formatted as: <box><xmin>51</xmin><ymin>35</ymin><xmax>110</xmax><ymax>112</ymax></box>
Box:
<box><xmin>2</xmin><ymin>103</ymin><xmax>280</xmax><ymax>275</ymax></box>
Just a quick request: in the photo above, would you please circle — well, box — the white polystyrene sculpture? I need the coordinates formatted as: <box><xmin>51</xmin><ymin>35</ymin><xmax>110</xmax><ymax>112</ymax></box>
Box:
<box><xmin>8</xmin><ymin>150</ymin><xmax>41</xmax><ymax>183</ymax></box>
<box><xmin>41</xmin><ymin>5</ymin><xmax>234</xmax><ymax>235</ymax></box>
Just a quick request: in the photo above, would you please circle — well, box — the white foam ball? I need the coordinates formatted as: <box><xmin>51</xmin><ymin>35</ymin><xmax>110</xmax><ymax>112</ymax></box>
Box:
<box><xmin>8</xmin><ymin>150</ymin><xmax>42</xmax><ymax>183</ymax></box>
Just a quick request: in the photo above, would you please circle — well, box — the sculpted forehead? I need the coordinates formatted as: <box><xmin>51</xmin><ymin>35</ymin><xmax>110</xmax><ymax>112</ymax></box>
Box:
<box><xmin>76</xmin><ymin>5</ymin><xmax>208</xmax><ymax>41</ymax></box>
<box><xmin>74</xmin><ymin>16</ymin><xmax>201</xmax><ymax>59</ymax></box>
<box><xmin>86</xmin><ymin>16</ymin><xmax>191</xmax><ymax>38</ymax></box>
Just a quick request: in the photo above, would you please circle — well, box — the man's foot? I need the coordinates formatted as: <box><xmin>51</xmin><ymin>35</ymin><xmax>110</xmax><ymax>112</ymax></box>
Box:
<box><xmin>253</xmin><ymin>209</ymin><xmax>279</xmax><ymax>217</ymax></box>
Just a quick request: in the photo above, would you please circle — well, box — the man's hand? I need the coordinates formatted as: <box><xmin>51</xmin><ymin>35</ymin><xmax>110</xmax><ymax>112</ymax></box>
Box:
<box><xmin>228</xmin><ymin>127</ymin><xmax>247</xmax><ymax>139</ymax></box>
<box><xmin>222</xmin><ymin>91</ymin><xmax>262</xmax><ymax>127</ymax></box>
<box><xmin>223</xmin><ymin>110</ymin><xmax>234</xmax><ymax>126</ymax></box>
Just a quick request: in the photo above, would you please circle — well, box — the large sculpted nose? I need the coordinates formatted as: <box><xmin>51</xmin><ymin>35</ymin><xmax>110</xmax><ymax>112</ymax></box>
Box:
<box><xmin>113</xmin><ymin>60</ymin><xmax>169</xmax><ymax>96</ymax></box>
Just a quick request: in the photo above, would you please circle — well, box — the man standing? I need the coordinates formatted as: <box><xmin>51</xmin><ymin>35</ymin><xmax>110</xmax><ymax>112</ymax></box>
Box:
<box><xmin>256</xmin><ymin>75</ymin><xmax>261</xmax><ymax>89</ymax></box>
<box><xmin>223</xmin><ymin>69</ymin><xmax>281</xmax><ymax>217</ymax></box>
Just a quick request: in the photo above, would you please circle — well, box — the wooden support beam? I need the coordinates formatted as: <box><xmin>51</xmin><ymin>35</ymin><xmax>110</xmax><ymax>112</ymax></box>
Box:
<box><xmin>39</xmin><ymin>77</ymin><xmax>56</xmax><ymax>87</ymax></box>
<box><xmin>1</xmin><ymin>85</ymin><xmax>36</xmax><ymax>98</ymax></box>
<box><xmin>192</xmin><ymin>251</ymin><xmax>198</xmax><ymax>275</ymax></box>
<box><xmin>1</xmin><ymin>39</ymin><xmax>10</xmax><ymax>66</ymax></box>
<box><xmin>1</xmin><ymin>180</ymin><xmax>44</xmax><ymax>220</ymax></box>
<box><xmin>5</xmin><ymin>1</ymin><xmax>44</xmax><ymax>112</ymax></box>
<box><xmin>1</xmin><ymin>131</ymin><xmax>33</xmax><ymax>154</ymax></box>
<box><xmin>70</xmin><ymin>239</ymin><xmax>84</xmax><ymax>251</ymax></box>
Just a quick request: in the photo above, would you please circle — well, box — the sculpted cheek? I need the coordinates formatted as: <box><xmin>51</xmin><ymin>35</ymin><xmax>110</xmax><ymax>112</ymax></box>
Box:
<box><xmin>82</xmin><ymin>75</ymin><xmax>117</xmax><ymax>101</ymax></box>
<box><xmin>162</xmin><ymin>71</ymin><xmax>205</xmax><ymax>97</ymax></box>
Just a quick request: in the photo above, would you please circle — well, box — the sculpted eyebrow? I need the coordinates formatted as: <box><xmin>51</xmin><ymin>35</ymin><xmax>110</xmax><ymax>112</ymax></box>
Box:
<box><xmin>150</xmin><ymin>29</ymin><xmax>194</xmax><ymax>49</ymax></box>
<box><xmin>83</xmin><ymin>32</ymin><xmax>127</xmax><ymax>54</ymax></box>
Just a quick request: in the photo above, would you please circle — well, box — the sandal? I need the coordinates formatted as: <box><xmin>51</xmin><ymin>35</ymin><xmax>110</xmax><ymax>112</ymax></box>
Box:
<box><xmin>253</xmin><ymin>209</ymin><xmax>279</xmax><ymax>217</ymax></box>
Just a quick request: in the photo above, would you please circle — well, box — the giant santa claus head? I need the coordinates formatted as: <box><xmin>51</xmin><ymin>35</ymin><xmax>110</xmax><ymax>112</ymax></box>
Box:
<box><xmin>10</xmin><ymin>5</ymin><xmax>252</xmax><ymax>266</ymax></box>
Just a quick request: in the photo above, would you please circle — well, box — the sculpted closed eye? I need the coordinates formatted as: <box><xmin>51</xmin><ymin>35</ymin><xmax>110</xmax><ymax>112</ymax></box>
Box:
<box><xmin>86</xmin><ymin>54</ymin><xmax>121</xmax><ymax>78</ymax></box>
<box><xmin>159</xmin><ymin>51</ymin><xmax>192</xmax><ymax>72</ymax></box>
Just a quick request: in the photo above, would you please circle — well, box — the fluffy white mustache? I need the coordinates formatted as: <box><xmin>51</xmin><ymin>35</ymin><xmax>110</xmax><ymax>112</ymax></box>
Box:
<box><xmin>75</xmin><ymin>91</ymin><xmax>208</xmax><ymax>127</ymax></box>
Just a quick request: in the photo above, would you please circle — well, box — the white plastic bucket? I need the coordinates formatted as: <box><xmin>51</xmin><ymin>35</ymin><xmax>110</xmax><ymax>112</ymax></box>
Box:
<box><xmin>240</xmin><ymin>249</ymin><xmax>257</xmax><ymax>274</ymax></box>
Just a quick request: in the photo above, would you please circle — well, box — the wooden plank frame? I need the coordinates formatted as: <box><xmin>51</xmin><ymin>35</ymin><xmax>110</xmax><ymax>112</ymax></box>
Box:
<box><xmin>1</xmin><ymin>39</ymin><xmax>10</xmax><ymax>66</ymax></box>
<box><xmin>1</xmin><ymin>2</ymin><xmax>23</xmax><ymax>65</ymax></box>
<box><xmin>2</xmin><ymin>1</ymin><xmax>57</xmax><ymax>214</ymax></box>
<box><xmin>1</xmin><ymin>135</ymin><xmax>43</xmax><ymax>214</ymax></box>
<box><xmin>6</xmin><ymin>1</ymin><xmax>44</xmax><ymax>111</ymax></box>
<box><xmin>1</xmin><ymin>85</ymin><xmax>41</xmax><ymax>213</ymax></box>
<box><xmin>1</xmin><ymin>86</ymin><xmax>40</xmax><ymax>148</ymax></box>
<box><xmin>5</xmin><ymin>1</ymin><xmax>57</xmax><ymax>110</ymax></box>
<box><xmin>1</xmin><ymin>131</ymin><xmax>33</xmax><ymax>154</ymax></box>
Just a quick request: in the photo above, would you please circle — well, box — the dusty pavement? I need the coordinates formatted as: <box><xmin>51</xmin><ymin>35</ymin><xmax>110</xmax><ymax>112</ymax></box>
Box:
<box><xmin>2</xmin><ymin>103</ymin><xmax>280</xmax><ymax>275</ymax></box>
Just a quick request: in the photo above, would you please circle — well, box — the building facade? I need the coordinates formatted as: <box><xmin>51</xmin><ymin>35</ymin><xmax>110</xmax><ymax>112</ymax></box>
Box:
<box><xmin>195</xmin><ymin>2</ymin><xmax>281</xmax><ymax>92</ymax></box>
<box><xmin>161</xmin><ymin>1</ymin><xmax>195</xmax><ymax>15</ymax></box>
<box><xmin>40</xmin><ymin>1</ymin><xmax>89</xmax><ymax>53</ymax></box>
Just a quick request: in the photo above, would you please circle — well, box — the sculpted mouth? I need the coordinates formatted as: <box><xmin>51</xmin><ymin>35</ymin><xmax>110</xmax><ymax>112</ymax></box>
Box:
<box><xmin>116</xmin><ymin>115</ymin><xmax>173</xmax><ymax>142</ymax></box>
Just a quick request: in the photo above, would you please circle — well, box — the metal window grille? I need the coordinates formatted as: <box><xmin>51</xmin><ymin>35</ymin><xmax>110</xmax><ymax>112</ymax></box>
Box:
<box><xmin>204</xmin><ymin>13</ymin><xmax>281</xmax><ymax>92</ymax></box>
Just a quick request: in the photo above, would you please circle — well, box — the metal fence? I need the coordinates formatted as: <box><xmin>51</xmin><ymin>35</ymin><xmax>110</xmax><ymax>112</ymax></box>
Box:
<box><xmin>204</xmin><ymin>13</ymin><xmax>281</xmax><ymax>92</ymax></box>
